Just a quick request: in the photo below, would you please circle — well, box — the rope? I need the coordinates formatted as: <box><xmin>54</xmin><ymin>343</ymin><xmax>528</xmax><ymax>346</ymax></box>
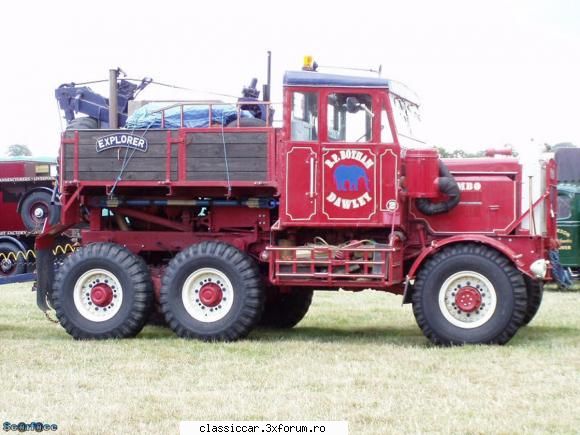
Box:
<box><xmin>220</xmin><ymin>113</ymin><xmax>232</xmax><ymax>197</ymax></box>
<box><xmin>109</xmin><ymin>120</ymin><xmax>156</xmax><ymax>197</ymax></box>
<box><xmin>142</xmin><ymin>79</ymin><xmax>239</xmax><ymax>100</ymax></box>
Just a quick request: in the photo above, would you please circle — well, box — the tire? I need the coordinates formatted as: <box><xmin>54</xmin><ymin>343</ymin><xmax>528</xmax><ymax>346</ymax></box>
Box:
<box><xmin>259</xmin><ymin>287</ymin><xmax>313</xmax><ymax>328</ymax></box>
<box><xmin>521</xmin><ymin>276</ymin><xmax>543</xmax><ymax>326</ymax></box>
<box><xmin>0</xmin><ymin>242</ymin><xmax>26</xmax><ymax>277</ymax></box>
<box><xmin>53</xmin><ymin>243</ymin><xmax>153</xmax><ymax>339</ymax></box>
<box><xmin>19</xmin><ymin>191</ymin><xmax>60</xmax><ymax>231</ymax></box>
<box><xmin>412</xmin><ymin>243</ymin><xmax>527</xmax><ymax>345</ymax></box>
<box><xmin>226</xmin><ymin>117</ymin><xmax>267</xmax><ymax>128</ymax></box>
<box><xmin>66</xmin><ymin>117</ymin><xmax>98</xmax><ymax>130</ymax></box>
<box><xmin>160</xmin><ymin>241</ymin><xmax>264</xmax><ymax>341</ymax></box>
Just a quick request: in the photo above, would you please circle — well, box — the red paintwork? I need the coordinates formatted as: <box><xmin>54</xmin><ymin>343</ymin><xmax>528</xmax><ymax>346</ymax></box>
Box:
<box><xmin>49</xmin><ymin>74</ymin><xmax>557</xmax><ymax>294</ymax></box>
<box><xmin>199</xmin><ymin>283</ymin><xmax>223</xmax><ymax>307</ymax></box>
<box><xmin>0</xmin><ymin>162</ymin><xmax>36</xmax><ymax>178</ymax></box>
<box><xmin>455</xmin><ymin>287</ymin><xmax>482</xmax><ymax>312</ymax></box>
<box><xmin>404</xmin><ymin>148</ymin><xmax>439</xmax><ymax>198</ymax></box>
<box><xmin>90</xmin><ymin>283</ymin><xmax>114</xmax><ymax>307</ymax></box>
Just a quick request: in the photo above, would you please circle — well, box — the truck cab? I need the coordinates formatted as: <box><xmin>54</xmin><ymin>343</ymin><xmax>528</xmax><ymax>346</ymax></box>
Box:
<box><xmin>281</xmin><ymin>71</ymin><xmax>407</xmax><ymax>228</ymax></box>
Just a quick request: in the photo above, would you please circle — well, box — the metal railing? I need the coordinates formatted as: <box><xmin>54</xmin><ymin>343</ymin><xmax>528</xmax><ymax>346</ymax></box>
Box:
<box><xmin>267</xmin><ymin>243</ymin><xmax>396</xmax><ymax>284</ymax></box>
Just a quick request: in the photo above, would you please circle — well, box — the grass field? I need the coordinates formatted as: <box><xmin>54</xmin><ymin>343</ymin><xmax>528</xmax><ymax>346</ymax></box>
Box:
<box><xmin>1</xmin><ymin>283</ymin><xmax>579</xmax><ymax>435</ymax></box>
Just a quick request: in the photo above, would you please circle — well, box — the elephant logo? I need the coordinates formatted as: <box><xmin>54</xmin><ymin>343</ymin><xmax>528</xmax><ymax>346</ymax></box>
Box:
<box><xmin>333</xmin><ymin>164</ymin><xmax>370</xmax><ymax>192</ymax></box>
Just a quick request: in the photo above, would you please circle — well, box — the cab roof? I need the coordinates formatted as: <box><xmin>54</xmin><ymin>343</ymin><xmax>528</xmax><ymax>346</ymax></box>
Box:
<box><xmin>283</xmin><ymin>71</ymin><xmax>391</xmax><ymax>88</ymax></box>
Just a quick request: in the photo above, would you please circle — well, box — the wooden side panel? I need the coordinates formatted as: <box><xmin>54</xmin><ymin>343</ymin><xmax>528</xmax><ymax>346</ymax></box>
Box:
<box><xmin>185</xmin><ymin>132</ymin><xmax>268</xmax><ymax>181</ymax></box>
<box><xmin>63</xmin><ymin>130</ymin><xmax>269</xmax><ymax>182</ymax></box>
<box><xmin>63</xmin><ymin>130</ymin><xmax>176</xmax><ymax>182</ymax></box>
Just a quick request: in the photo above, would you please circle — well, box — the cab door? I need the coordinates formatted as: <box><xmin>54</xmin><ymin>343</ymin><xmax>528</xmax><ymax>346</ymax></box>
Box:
<box><xmin>320</xmin><ymin>91</ymin><xmax>379</xmax><ymax>224</ymax></box>
<box><xmin>281</xmin><ymin>90</ymin><xmax>319</xmax><ymax>225</ymax></box>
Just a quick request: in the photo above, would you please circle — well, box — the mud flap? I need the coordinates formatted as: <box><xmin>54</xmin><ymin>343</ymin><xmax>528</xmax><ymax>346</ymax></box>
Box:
<box><xmin>402</xmin><ymin>278</ymin><xmax>414</xmax><ymax>305</ymax></box>
<box><xmin>35</xmin><ymin>247</ymin><xmax>55</xmax><ymax>312</ymax></box>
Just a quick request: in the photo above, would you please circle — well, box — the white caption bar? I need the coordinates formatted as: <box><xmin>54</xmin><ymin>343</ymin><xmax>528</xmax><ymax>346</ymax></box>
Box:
<box><xmin>180</xmin><ymin>421</ymin><xmax>348</xmax><ymax>435</ymax></box>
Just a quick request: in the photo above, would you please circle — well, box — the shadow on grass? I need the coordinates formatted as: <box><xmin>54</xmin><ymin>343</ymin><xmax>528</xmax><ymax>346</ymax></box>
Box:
<box><xmin>2</xmin><ymin>320</ymin><xmax>575</xmax><ymax>348</ymax></box>
<box><xmin>249</xmin><ymin>325</ymin><xmax>427</xmax><ymax>346</ymax></box>
<box><xmin>515</xmin><ymin>324</ymin><xmax>579</xmax><ymax>342</ymax></box>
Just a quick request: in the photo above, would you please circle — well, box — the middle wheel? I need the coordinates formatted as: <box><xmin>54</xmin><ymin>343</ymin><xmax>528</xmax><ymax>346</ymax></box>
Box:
<box><xmin>160</xmin><ymin>241</ymin><xmax>264</xmax><ymax>341</ymax></box>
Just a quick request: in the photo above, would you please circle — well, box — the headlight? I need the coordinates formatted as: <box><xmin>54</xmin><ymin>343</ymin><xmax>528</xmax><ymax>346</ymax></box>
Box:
<box><xmin>530</xmin><ymin>259</ymin><xmax>548</xmax><ymax>279</ymax></box>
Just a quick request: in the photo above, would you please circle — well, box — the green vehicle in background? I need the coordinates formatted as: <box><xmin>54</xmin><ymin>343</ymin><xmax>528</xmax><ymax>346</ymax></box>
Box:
<box><xmin>556</xmin><ymin>148</ymin><xmax>580</xmax><ymax>280</ymax></box>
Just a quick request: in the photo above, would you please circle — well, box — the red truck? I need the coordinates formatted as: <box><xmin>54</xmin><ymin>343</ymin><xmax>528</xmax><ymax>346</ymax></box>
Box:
<box><xmin>0</xmin><ymin>158</ymin><xmax>59</xmax><ymax>279</ymax></box>
<box><xmin>35</xmin><ymin>61</ymin><xmax>558</xmax><ymax>345</ymax></box>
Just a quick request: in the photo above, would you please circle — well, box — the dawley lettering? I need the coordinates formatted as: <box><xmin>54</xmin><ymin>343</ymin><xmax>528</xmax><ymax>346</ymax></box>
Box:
<box><xmin>325</xmin><ymin>149</ymin><xmax>374</xmax><ymax>210</ymax></box>
<box><xmin>96</xmin><ymin>133</ymin><xmax>148</xmax><ymax>153</ymax></box>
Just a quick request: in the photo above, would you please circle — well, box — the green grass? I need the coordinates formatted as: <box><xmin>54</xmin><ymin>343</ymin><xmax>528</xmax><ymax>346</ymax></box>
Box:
<box><xmin>1</xmin><ymin>284</ymin><xmax>579</xmax><ymax>435</ymax></box>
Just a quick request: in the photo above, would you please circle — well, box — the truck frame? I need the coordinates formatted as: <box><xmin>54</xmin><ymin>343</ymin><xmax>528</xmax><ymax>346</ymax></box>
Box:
<box><xmin>35</xmin><ymin>62</ymin><xmax>558</xmax><ymax>345</ymax></box>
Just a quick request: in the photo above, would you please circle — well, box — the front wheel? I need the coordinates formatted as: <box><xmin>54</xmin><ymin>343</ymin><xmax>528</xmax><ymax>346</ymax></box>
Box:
<box><xmin>412</xmin><ymin>243</ymin><xmax>527</xmax><ymax>345</ymax></box>
<box><xmin>160</xmin><ymin>241</ymin><xmax>264</xmax><ymax>341</ymax></box>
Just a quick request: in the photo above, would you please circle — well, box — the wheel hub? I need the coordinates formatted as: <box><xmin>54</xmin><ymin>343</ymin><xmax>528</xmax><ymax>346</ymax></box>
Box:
<box><xmin>454</xmin><ymin>286</ymin><xmax>482</xmax><ymax>312</ymax></box>
<box><xmin>1</xmin><ymin>258</ymin><xmax>14</xmax><ymax>273</ymax></box>
<box><xmin>33</xmin><ymin>206</ymin><xmax>45</xmax><ymax>219</ymax></box>
<box><xmin>90</xmin><ymin>283</ymin><xmax>114</xmax><ymax>307</ymax></box>
<box><xmin>198</xmin><ymin>282</ymin><xmax>223</xmax><ymax>307</ymax></box>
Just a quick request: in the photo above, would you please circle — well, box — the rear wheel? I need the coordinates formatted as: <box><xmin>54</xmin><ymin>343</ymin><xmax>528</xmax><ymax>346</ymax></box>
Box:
<box><xmin>53</xmin><ymin>243</ymin><xmax>153</xmax><ymax>339</ymax></box>
<box><xmin>412</xmin><ymin>243</ymin><xmax>527</xmax><ymax>345</ymax></box>
<box><xmin>160</xmin><ymin>241</ymin><xmax>264</xmax><ymax>341</ymax></box>
<box><xmin>259</xmin><ymin>287</ymin><xmax>313</xmax><ymax>328</ymax></box>
<box><xmin>19</xmin><ymin>191</ymin><xmax>60</xmax><ymax>231</ymax></box>
<box><xmin>522</xmin><ymin>276</ymin><xmax>544</xmax><ymax>326</ymax></box>
<box><xmin>0</xmin><ymin>242</ymin><xmax>26</xmax><ymax>277</ymax></box>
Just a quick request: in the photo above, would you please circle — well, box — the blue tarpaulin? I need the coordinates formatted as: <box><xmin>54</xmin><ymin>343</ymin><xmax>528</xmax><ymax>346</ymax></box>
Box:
<box><xmin>125</xmin><ymin>103</ymin><xmax>254</xmax><ymax>129</ymax></box>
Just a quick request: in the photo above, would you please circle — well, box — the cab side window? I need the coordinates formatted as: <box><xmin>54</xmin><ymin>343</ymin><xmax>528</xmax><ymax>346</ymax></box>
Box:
<box><xmin>327</xmin><ymin>93</ymin><xmax>373</xmax><ymax>142</ymax></box>
<box><xmin>558</xmin><ymin>194</ymin><xmax>572</xmax><ymax>220</ymax></box>
<box><xmin>381</xmin><ymin>108</ymin><xmax>394</xmax><ymax>143</ymax></box>
<box><xmin>291</xmin><ymin>92</ymin><xmax>318</xmax><ymax>141</ymax></box>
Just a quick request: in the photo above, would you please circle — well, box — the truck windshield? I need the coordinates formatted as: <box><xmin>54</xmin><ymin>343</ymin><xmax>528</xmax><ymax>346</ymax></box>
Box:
<box><xmin>390</xmin><ymin>94</ymin><xmax>425</xmax><ymax>147</ymax></box>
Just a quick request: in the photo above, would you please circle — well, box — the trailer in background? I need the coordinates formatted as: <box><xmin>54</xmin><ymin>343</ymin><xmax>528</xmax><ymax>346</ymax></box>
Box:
<box><xmin>0</xmin><ymin>157</ymin><xmax>60</xmax><ymax>282</ymax></box>
<box><xmin>555</xmin><ymin>147</ymin><xmax>580</xmax><ymax>279</ymax></box>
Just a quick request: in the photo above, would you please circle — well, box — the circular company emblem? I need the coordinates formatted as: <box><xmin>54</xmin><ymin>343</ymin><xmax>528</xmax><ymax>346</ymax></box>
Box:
<box><xmin>386</xmin><ymin>199</ymin><xmax>398</xmax><ymax>211</ymax></box>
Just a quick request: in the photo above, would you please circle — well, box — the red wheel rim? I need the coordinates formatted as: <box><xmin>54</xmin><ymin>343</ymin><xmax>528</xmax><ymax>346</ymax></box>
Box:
<box><xmin>198</xmin><ymin>282</ymin><xmax>223</xmax><ymax>307</ymax></box>
<box><xmin>454</xmin><ymin>286</ymin><xmax>482</xmax><ymax>313</ymax></box>
<box><xmin>90</xmin><ymin>283</ymin><xmax>114</xmax><ymax>307</ymax></box>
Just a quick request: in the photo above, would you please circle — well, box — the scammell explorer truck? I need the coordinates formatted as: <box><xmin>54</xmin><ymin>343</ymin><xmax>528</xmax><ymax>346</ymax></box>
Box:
<box><xmin>34</xmin><ymin>58</ymin><xmax>559</xmax><ymax>345</ymax></box>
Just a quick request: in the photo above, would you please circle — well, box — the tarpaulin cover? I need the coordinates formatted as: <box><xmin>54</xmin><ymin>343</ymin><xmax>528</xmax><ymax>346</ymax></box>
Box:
<box><xmin>125</xmin><ymin>103</ymin><xmax>254</xmax><ymax>129</ymax></box>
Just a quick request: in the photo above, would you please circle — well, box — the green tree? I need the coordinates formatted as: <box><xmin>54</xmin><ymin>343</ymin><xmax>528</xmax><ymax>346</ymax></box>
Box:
<box><xmin>6</xmin><ymin>144</ymin><xmax>32</xmax><ymax>157</ymax></box>
<box><xmin>436</xmin><ymin>146</ymin><xmax>485</xmax><ymax>158</ymax></box>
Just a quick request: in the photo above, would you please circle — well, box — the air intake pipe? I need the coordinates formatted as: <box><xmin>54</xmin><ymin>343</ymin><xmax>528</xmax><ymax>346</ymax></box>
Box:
<box><xmin>415</xmin><ymin>160</ymin><xmax>461</xmax><ymax>215</ymax></box>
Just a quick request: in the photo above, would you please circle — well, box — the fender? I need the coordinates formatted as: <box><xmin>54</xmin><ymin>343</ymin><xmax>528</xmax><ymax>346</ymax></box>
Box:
<box><xmin>402</xmin><ymin>235</ymin><xmax>521</xmax><ymax>304</ymax></box>
<box><xmin>0</xmin><ymin>235</ymin><xmax>28</xmax><ymax>253</ymax></box>
<box><xmin>16</xmin><ymin>186</ymin><xmax>56</xmax><ymax>214</ymax></box>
